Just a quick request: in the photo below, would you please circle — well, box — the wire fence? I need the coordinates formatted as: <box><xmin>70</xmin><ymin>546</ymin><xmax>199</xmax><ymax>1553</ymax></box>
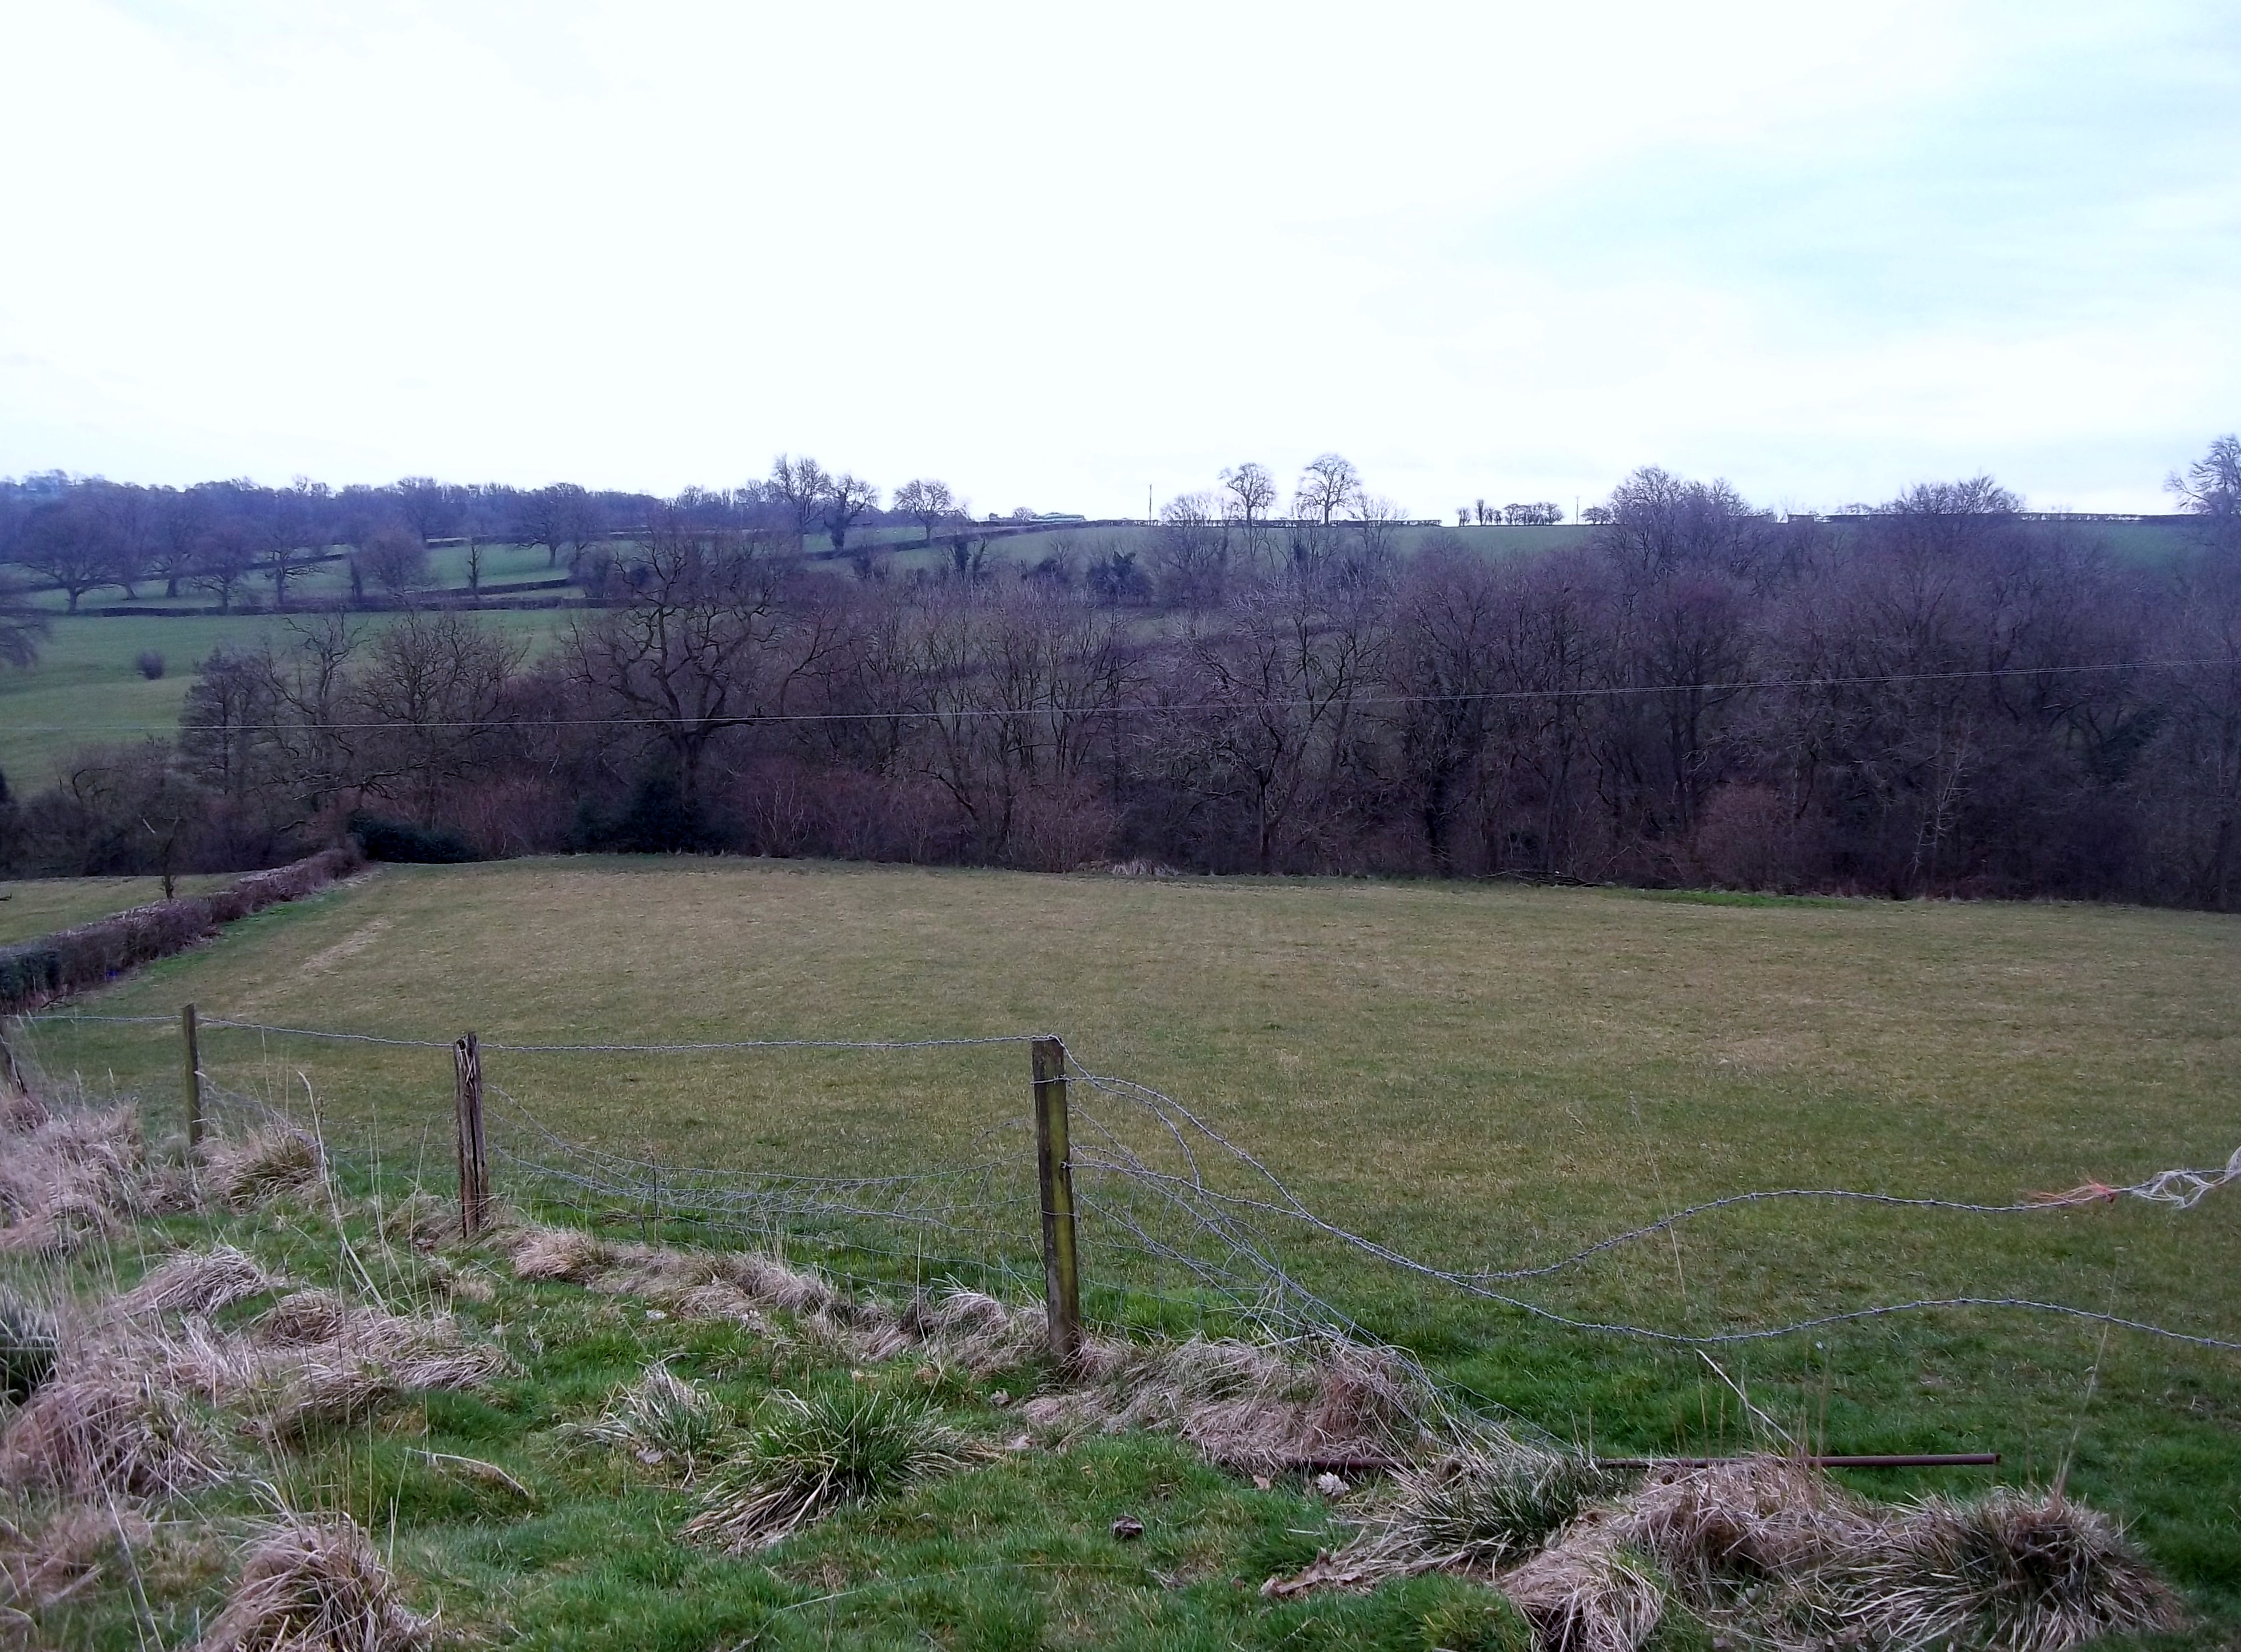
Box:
<box><xmin>16</xmin><ymin>1007</ymin><xmax>2241</xmax><ymax>1359</ymax></box>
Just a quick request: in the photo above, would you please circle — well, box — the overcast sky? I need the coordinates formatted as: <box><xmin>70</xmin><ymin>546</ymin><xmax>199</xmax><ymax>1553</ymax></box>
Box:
<box><xmin>2</xmin><ymin>2</ymin><xmax>2234</xmax><ymax>517</ymax></box>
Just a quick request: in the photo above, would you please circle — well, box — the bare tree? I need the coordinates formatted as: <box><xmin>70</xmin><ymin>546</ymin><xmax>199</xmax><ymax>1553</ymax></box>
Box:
<box><xmin>564</xmin><ymin>514</ymin><xmax>835</xmax><ymax>812</ymax></box>
<box><xmin>392</xmin><ymin>477</ymin><xmax>456</xmax><ymax>542</ymax></box>
<box><xmin>1293</xmin><ymin>453</ymin><xmax>1362</xmax><ymax>525</ymax></box>
<box><xmin>892</xmin><ymin>478</ymin><xmax>958</xmax><ymax>544</ymax></box>
<box><xmin>821</xmin><ymin>473</ymin><xmax>880</xmax><ymax>553</ymax></box>
<box><xmin>10</xmin><ymin>501</ymin><xmax>118</xmax><ymax>612</ymax></box>
<box><xmin>352</xmin><ymin>612</ymin><xmax>529</xmax><ymax>823</ymax></box>
<box><xmin>768</xmin><ymin>455</ymin><xmax>832</xmax><ymax>549</ymax></box>
<box><xmin>153</xmin><ymin>488</ymin><xmax>210</xmax><ymax>597</ymax></box>
<box><xmin>190</xmin><ymin>521</ymin><xmax>259</xmax><ymax>613</ymax></box>
<box><xmin>1150</xmin><ymin>493</ymin><xmax>1228</xmax><ymax>608</ymax></box>
<box><xmin>1219</xmin><ymin>463</ymin><xmax>1279</xmax><ymax>564</ymax></box>
<box><xmin>2169</xmin><ymin>435</ymin><xmax>2241</xmax><ymax>555</ymax></box>
<box><xmin>361</xmin><ymin>525</ymin><xmax>429</xmax><ymax>598</ymax></box>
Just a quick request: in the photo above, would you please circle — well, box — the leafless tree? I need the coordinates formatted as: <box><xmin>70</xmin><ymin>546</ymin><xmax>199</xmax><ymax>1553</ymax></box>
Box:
<box><xmin>564</xmin><ymin>515</ymin><xmax>837</xmax><ymax>811</ymax></box>
<box><xmin>1293</xmin><ymin>453</ymin><xmax>1362</xmax><ymax>525</ymax></box>
<box><xmin>892</xmin><ymin>478</ymin><xmax>958</xmax><ymax>544</ymax></box>
<box><xmin>517</xmin><ymin>483</ymin><xmax>604</xmax><ymax>568</ymax></box>
<box><xmin>190</xmin><ymin>521</ymin><xmax>259</xmax><ymax>613</ymax></box>
<box><xmin>153</xmin><ymin>488</ymin><xmax>210</xmax><ymax>597</ymax></box>
<box><xmin>10</xmin><ymin>501</ymin><xmax>118</xmax><ymax>612</ymax></box>
<box><xmin>361</xmin><ymin>525</ymin><xmax>429</xmax><ymax>598</ymax></box>
<box><xmin>1150</xmin><ymin>493</ymin><xmax>1229</xmax><ymax>608</ymax></box>
<box><xmin>352</xmin><ymin>612</ymin><xmax>529</xmax><ymax>823</ymax></box>
<box><xmin>768</xmin><ymin>455</ymin><xmax>832</xmax><ymax>549</ymax></box>
<box><xmin>821</xmin><ymin>473</ymin><xmax>880</xmax><ymax>553</ymax></box>
<box><xmin>1219</xmin><ymin>462</ymin><xmax>1279</xmax><ymax>566</ymax></box>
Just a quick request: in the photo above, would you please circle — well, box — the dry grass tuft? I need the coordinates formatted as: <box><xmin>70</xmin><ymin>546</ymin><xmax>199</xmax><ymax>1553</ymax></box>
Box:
<box><xmin>0</xmin><ymin>1106</ymin><xmax>145</xmax><ymax>1256</ymax></box>
<box><xmin>0</xmin><ymin>1502</ymin><xmax>154</xmax><ymax>1618</ymax></box>
<box><xmin>372</xmin><ymin>1191</ymin><xmax>452</xmax><ymax>1254</ymax></box>
<box><xmin>1503</xmin><ymin>1535</ymin><xmax>1669</xmax><ymax>1652</ymax></box>
<box><xmin>900</xmin><ymin>1287</ymin><xmax>1048</xmax><ymax>1379</ymax></box>
<box><xmin>1269</xmin><ymin>1453</ymin><xmax>2180</xmax><ymax>1652</ymax></box>
<box><xmin>1836</xmin><ymin>1487</ymin><xmax>2183</xmax><ymax>1652</ymax></box>
<box><xmin>503</xmin><ymin>1225</ymin><xmax>612</xmax><ymax>1284</ymax></box>
<box><xmin>1024</xmin><ymin>1332</ymin><xmax>1425</xmax><ymax>1473</ymax></box>
<box><xmin>117</xmin><ymin>1246</ymin><xmax>288</xmax><ymax>1319</ymax></box>
<box><xmin>683</xmin><ymin>1386</ymin><xmax>968</xmax><ymax>1553</ymax></box>
<box><xmin>566</xmin><ymin>1360</ymin><xmax>729</xmax><ymax>1479</ymax></box>
<box><xmin>0</xmin><ymin>1087</ymin><xmax>51</xmax><ymax>1135</ymax></box>
<box><xmin>1</xmin><ymin>1288</ymin><xmax>59</xmax><ymax>1405</ymax></box>
<box><xmin>196</xmin><ymin>1511</ymin><xmax>433</xmax><ymax>1652</ymax></box>
<box><xmin>0</xmin><ymin>1363</ymin><xmax>232</xmax><ymax>1497</ymax></box>
<box><xmin>204</xmin><ymin>1127</ymin><xmax>327</xmax><ymax>1211</ymax></box>
<box><xmin>231</xmin><ymin>1300</ymin><xmax>514</xmax><ymax>1443</ymax></box>
<box><xmin>253</xmin><ymin>1291</ymin><xmax>352</xmax><ymax>1348</ymax></box>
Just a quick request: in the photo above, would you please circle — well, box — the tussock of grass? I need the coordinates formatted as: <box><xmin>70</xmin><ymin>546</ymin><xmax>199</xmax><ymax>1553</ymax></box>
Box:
<box><xmin>1275</xmin><ymin>1453</ymin><xmax>2181</xmax><ymax>1652</ymax></box>
<box><xmin>1836</xmin><ymin>1487</ymin><xmax>2182</xmax><ymax>1652</ymax></box>
<box><xmin>0</xmin><ymin>1287</ymin><xmax>58</xmax><ymax>1404</ymax></box>
<box><xmin>1024</xmin><ymin>1332</ymin><xmax>1426</xmax><ymax>1473</ymax></box>
<box><xmin>116</xmin><ymin>1246</ymin><xmax>287</xmax><ymax>1320</ymax></box>
<box><xmin>683</xmin><ymin>1386</ymin><xmax>969</xmax><ymax>1553</ymax></box>
<box><xmin>204</xmin><ymin>1127</ymin><xmax>327</xmax><ymax>1212</ymax></box>
<box><xmin>0</xmin><ymin>1362</ymin><xmax>232</xmax><ymax>1497</ymax></box>
<box><xmin>1503</xmin><ymin>1537</ymin><xmax>1670</xmax><ymax>1652</ymax></box>
<box><xmin>0</xmin><ymin>1502</ymin><xmax>154</xmax><ymax>1619</ymax></box>
<box><xmin>565</xmin><ymin>1360</ymin><xmax>729</xmax><ymax>1479</ymax></box>
<box><xmin>195</xmin><ymin>1511</ymin><xmax>433</xmax><ymax>1652</ymax></box>
<box><xmin>0</xmin><ymin>1104</ymin><xmax>145</xmax><ymax>1257</ymax></box>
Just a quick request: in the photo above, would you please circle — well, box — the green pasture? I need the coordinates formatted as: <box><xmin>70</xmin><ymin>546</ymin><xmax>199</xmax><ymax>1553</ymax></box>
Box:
<box><xmin>0</xmin><ymin>610</ymin><xmax>569</xmax><ymax>784</ymax></box>
<box><xmin>21</xmin><ymin>858</ymin><xmax>2241</xmax><ymax>1625</ymax></box>
<box><xmin>0</xmin><ymin>872</ymin><xmax>237</xmax><ymax>943</ymax></box>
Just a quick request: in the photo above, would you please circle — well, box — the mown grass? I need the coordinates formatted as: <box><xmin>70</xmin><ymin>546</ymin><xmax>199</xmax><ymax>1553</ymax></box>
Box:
<box><xmin>0</xmin><ymin>873</ymin><xmax>237</xmax><ymax>944</ymax></box>
<box><xmin>15</xmin><ymin>857</ymin><xmax>2241</xmax><ymax>1637</ymax></box>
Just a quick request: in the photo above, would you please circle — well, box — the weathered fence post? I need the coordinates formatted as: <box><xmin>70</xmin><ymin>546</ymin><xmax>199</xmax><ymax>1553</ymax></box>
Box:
<box><xmin>1032</xmin><ymin>1036</ymin><xmax>1082</xmax><ymax>1364</ymax></box>
<box><xmin>454</xmin><ymin>1032</ymin><xmax>489</xmax><ymax>1238</ymax></box>
<box><xmin>181</xmin><ymin>1003</ymin><xmax>203</xmax><ymax>1150</ymax></box>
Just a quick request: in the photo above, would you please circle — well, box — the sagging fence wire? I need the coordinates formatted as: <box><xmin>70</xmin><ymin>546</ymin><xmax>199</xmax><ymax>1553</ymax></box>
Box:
<box><xmin>17</xmin><ymin>1007</ymin><xmax>2241</xmax><ymax>1357</ymax></box>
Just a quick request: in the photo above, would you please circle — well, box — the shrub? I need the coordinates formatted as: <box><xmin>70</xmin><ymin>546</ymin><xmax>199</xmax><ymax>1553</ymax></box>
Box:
<box><xmin>348</xmin><ymin>813</ymin><xmax>478</xmax><ymax>864</ymax></box>
<box><xmin>134</xmin><ymin>649</ymin><xmax>165</xmax><ymax>680</ymax></box>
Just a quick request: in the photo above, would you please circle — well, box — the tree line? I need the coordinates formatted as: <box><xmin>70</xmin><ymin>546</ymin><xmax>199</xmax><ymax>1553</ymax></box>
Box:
<box><xmin>2</xmin><ymin>440</ymin><xmax>2238</xmax><ymax>909</ymax></box>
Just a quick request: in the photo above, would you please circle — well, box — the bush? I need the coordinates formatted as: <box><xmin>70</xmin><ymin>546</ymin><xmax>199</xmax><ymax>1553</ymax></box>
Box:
<box><xmin>348</xmin><ymin>813</ymin><xmax>478</xmax><ymax>864</ymax></box>
<box><xmin>0</xmin><ymin>847</ymin><xmax>361</xmax><ymax>1011</ymax></box>
<box><xmin>134</xmin><ymin>649</ymin><xmax>165</xmax><ymax>680</ymax></box>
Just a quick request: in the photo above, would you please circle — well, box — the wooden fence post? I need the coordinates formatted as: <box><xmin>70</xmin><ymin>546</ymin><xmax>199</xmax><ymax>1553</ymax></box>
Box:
<box><xmin>454</xmin><ymin>1032</ymin><xmax>488</xmax><ymax>1238</ymax></box>
<box><xmin>1032</xmin><ymin>1037</ymin><xmax>1082</xmax><ymax>1365</ymax></box>
<box><xmin>181</xmin><ymin>1003</ymin><xmax>202</xmax><ymax>1150</ymax></box>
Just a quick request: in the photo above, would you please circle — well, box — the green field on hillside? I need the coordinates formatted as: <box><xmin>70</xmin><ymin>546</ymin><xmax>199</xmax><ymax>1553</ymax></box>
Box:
<box><xmin>0</xmin><ymin>872</ymin><xmax>237</xmax><ymax>943</ymax></box>
<box><xmin>0</xmin><ymin>609</ymin><xmax>569</xmax><ymax>783</ymax></box>
<box><xmin>21</xmin><ymin>857</ymin><xmax>2241</xmax><ymax>1628</ymax></box>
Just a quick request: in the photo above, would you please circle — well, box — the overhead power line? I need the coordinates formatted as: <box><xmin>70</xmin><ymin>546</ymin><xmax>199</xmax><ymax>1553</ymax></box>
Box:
<box><xmin>5</xmin><ymin>656</ymin><xmax>2231</xmax><ymax>738</ymax></box>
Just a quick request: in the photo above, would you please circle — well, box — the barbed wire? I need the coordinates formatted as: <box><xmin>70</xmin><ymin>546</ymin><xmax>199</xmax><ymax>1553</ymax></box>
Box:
<box><xmin>1063</xmin><ymin>1058</ymin><xmax>2241</xmax><ymax>1352</ymax></box>
<box><xmin>21</xmin><ymin>1009</ymin><xmax>2238</xmax><ymax>1357</ymax></box>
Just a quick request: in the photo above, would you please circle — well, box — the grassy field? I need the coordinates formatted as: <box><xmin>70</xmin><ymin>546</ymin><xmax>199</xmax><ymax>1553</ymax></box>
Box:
<box><xmin>0</xmin><ymin>610</ymin><xmax>569</xmax><ymax>783</ymax></box>
<box><xmin>18</xmin><ymin>858</ymin><xmax>2240</xmax><ymax>1639</ymax></box>
<box><xmin>0</xmin><ymin>872</ymin><xmax>238</xmax><ymax>943</ymax></box>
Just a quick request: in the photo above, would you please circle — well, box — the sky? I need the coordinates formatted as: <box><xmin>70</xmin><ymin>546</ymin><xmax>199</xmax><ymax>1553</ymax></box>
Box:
<box><xmin>1</xmin><ymin>1</ymin><xmax>2234</xmax><ymax>517</ymax></box>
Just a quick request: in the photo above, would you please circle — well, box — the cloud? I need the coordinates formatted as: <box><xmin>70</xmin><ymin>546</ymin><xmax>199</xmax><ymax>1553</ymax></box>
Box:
<box><xmin>2</xmin><ymin>0</ymin><xmax>2232</xmax><ymax>513</ymax></box>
